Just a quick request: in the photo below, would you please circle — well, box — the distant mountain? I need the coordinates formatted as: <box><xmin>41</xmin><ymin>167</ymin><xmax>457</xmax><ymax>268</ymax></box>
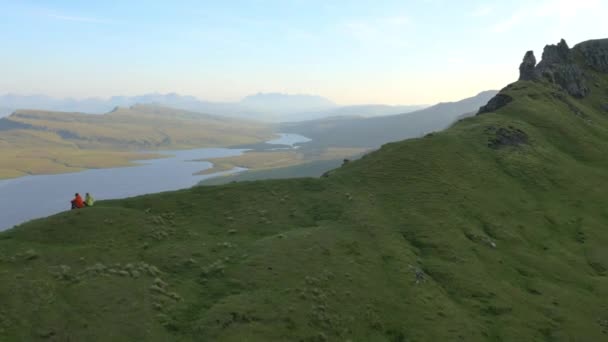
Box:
<box><xmin>0</xmin><ymin>93</ymin><xmax>425</xmax><ymax>122</ymax></box>
<box><xmin>0</xmin><ymin>93</ymin><xmax>239</xmax><ymax>117</ymax></box>
<box><xmin>108</xmin><ymin>93</ymin><xmax>256</xmax><ymax>118</ymax></box>
<box><xmin>0</xmin><ymin>94</ymin><xmax>113</xmax><ymax>115</ymax></box>
<box><xmin>281</xmin><ymin>90</ymin><xmax>498</xmax><ymax>148</ymax></box>
<box><xmin>320</xmin><ymin>104</ymin><xmax>429</xmax><ymax>118</ymax></box>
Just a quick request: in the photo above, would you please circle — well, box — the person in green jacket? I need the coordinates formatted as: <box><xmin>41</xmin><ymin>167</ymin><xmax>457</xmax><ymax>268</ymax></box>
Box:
<box><xmin>84</xmin><ymin>193</ymin><xmax>95</xmax><ymax>207</ymax></box>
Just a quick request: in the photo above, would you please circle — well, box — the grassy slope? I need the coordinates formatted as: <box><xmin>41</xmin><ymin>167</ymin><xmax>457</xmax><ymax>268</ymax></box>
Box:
<box><xmin>198</xmin><ymin>158</ymin><xmax>345</xmax><ymax>186</ymax></box>
<box><xmin>1</xmin><ymin>69</ymin><xmax>608</xmax><ymax>340</ymax></box>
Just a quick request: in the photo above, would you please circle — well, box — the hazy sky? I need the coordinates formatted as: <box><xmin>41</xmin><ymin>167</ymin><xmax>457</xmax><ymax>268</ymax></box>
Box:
<box><xmin>1</xmin><ymin>0</ymin><xmax>606</xmax><ymax>105</ymax></box>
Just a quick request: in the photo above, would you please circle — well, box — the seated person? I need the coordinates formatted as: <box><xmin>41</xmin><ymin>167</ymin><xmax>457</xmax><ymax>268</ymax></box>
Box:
<box><xmin>84</xmin><ymin>193</ymin><xmax>95</xmax><ymax>207</ymax></box>
<box><xmin>71</xmin><ymin>193</ymin><xmax>85</xmax><ymax>209</ymax></box>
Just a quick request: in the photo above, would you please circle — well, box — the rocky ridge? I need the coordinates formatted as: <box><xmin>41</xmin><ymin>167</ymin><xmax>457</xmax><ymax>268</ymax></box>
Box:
<box><xmin>480</xmin><ymin>38</ymin><xmax>608</xmax><ymax>114</ymax></box>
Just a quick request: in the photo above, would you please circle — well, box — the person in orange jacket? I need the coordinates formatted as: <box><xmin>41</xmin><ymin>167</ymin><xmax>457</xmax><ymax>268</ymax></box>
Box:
<box><xmin>71</xmin><ymin>193</ymin><xmax>85</xmax><ymax>209</ymax></box>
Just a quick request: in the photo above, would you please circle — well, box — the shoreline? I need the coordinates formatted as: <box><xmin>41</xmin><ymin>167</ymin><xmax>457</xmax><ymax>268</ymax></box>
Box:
<box><xmin>0</xmin><ymin>150</ymin><xmax>167</xmax><ymax>181</ymax></box>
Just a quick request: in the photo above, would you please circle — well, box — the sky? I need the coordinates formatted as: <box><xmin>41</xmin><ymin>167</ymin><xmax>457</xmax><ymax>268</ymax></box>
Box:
<box><xmin>0</xmin><ymin>0</ymin><xmax>606</xmax><ymax>105</ymax></box>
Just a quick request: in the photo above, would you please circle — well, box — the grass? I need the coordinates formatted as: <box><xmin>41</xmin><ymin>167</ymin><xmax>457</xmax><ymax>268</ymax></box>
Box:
<box><xmin>0</xmin><ymin>147</ymin><xmax>162</xmax><ymax>179</ymax></box>
<box><xmin>198</xmin><ymin>158</ymin><xmax>345</xmax><ymax>186</ymax></box>
<box><xmin>197</xmin><ymin>147</ymin><xmax>368</xmax><ymax>175</ymax></box>
<box><xmin>197</xmin><ymin>151</ymin><xmax>305</xmax><ymax>175</ymax></box>
<box><xmin>1</xmin><ymin>57</ymin><xmax>608</xmax><ymax>340</ymax></box>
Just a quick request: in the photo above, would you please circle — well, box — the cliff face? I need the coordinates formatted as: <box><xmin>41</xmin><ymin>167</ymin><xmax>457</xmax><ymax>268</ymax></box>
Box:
<box><xmin>576</xmin><ymin>39</ymin><xmax>608</xmax><ymax>72</ymax></box>
<box><xmin>524</xmin><ymin>39</ymin><xmax>587</xmax><ymax>97</ymax></box>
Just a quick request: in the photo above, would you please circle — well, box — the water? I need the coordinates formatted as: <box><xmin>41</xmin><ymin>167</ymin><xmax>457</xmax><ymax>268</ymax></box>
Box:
<box><xmin>265</xmin><ymin>133</ymin><xmax>311</xmax><ymax>146</ymax></box>
<box><xmin>0</xmin><ymin>133</ymin><xmax>310</xmax><ymax>231</ymax></box>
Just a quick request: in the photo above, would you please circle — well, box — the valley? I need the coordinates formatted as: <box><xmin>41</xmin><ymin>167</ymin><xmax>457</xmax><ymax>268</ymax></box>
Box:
<box><xmin>1</xmin><ymin>38</ymin><xmax>607</xmax><ymax>341</ymax></box>
<box><xmin>0</xmin><ymin>105</ymin><xmax>274</xmax><ymax>179</ymax></box>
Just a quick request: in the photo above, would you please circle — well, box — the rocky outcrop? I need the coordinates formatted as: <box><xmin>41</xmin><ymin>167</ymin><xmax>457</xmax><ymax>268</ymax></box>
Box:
<box><xmin>480</xmin><ymin>38</ymin><xmax>607</xmax><ymax>115</ymax></box>
<box><xmin>514</xmin><ymin>39</ymin><xmax>608</xmax><ymax>98</ymax></box>
<box><xmin>485</xmin><ymin>126</ymin><xmax>529</xmax><ymax>149</ymax></box>
<box><xmin>538</xmin><ymin>39</ymin><xmax>572</xmax><ymax>66</ymax></box>
<box><xmin>547</xmin><ymin>63</ymin><xmax>588</xmax><ymax>98</ymax></box>
<box><xmin>576</xmin><ymin>39</ymin><xmax>608</xmax><ymax>73</ymax></box>
<box><xmin>519</xmin><ymin>51</ymin><xmax>538</xmax><ymax>81</ymax></box>
<box><xmin>535</xmin><ymin>39</ymin><xmax>589</xmax><ymax>98</ymax></box>
<box><xmin>478</xmin><ymin>94</ymin><xmax>513</xmax><ymax>114</ymax></box>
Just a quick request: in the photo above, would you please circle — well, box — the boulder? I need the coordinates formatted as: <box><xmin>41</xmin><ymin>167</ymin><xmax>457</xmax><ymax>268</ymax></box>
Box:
<box><xmin>478</xmin><ymin>94</ymin><xmax>513</xmax><ymax>114</ymax></box>
<box><xmin>486</xmin><ymin>126</ymin><xmax>529</xmax><ymax>149</ymax></box>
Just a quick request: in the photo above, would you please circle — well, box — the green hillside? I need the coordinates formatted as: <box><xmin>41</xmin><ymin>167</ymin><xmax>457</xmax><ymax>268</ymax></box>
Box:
<box><xmin>199</xmin><ymin>158</ymin><xmax>346</xmax><ymax>186</ymax></box>
<box><xmin>1</xmin><ymin>39</ymin><xmax>608</xmax><ymax>341</ymax></box>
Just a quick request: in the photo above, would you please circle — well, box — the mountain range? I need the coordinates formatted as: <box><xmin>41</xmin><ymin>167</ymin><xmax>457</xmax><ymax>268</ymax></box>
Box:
<box><xmin>0</xmin><ymin>93</ymin><xmax>427</xmax><ymax>122</ymax></box>
<box><xmin>281</xmin><ymin>90</ymin><xmax>498</xmax><ymax>148</ymax></box>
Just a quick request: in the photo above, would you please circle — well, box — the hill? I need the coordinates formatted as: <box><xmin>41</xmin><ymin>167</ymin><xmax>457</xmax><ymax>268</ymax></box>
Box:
<box><xmin>0</xmin><ymin>107</ymin><xmax>12</xmax><ymax>117</ymax></box>
<box><xmin>280</xmin><ymin>90</ymin><xmax>498</xmax><ymax>148</ymax></box>
<box><xmin>0</xmin><ymin>93</ymin><xmax>426</xmax><ymax>122</ymax></box>
<box><xmin>3</xmin><ymin>104</ymin><xmax>272</xmax><ymax>149</ymax></box>
<box><xmin>1</xmin><ymin>38</ymin><xmax>608</xmax><ymax>341</ymax></box>
<box><xmin>0</xmin><ymin>104</ymin><xmax>273</xmax><ymax>179</ymax></box>
<box><xmin>0</xmin><ymin>93</ymin><xmax>218</xmax><ymax>115</ymax></box>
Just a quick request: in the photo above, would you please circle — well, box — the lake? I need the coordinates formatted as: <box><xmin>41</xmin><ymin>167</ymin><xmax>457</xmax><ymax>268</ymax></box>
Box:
<box><xmin>0</xmin><ymin>133</ymin><xmax>310</xmax><ymax>231</ymax></box>
<box><xmin>266</xmin><ymin>133</ymin><xmax>311</xmax><ymax>146</ymax></box>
